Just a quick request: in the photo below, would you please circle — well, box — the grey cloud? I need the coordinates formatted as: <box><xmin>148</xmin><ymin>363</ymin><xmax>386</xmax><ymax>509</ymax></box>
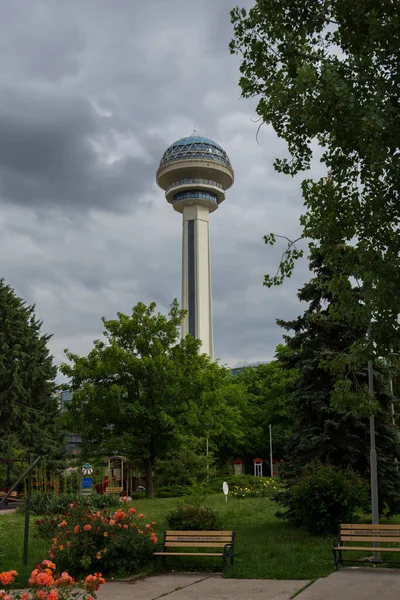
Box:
<box><xmin>0</xmin><ymin>0</ymin><xmax>317</xmax><ymax>371</ymax></box>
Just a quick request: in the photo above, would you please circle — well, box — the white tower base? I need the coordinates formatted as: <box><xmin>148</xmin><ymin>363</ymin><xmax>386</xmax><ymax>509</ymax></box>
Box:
<box><xmin>181</xmin><ymin>204</ymin><xmax>213</xmax><ymax>359</ymax></box>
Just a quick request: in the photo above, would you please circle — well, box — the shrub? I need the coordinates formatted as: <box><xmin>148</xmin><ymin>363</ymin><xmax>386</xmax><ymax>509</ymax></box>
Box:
<box><xmin>154</xmin><ymin>485</ymin><xmax>189</xmax><ymax>498</ymax></box>
<box><xmin>231</xmin><ymin>477</ymin><xmax>282</xmax><ymax>499</ymax></box>
<box><xmin>20</xmin><ymin>491</ymin><xmax>121</xmax><ymax>516</ymax></box>
<box><xmin>35</xmin><ymin>503</ymin><xmax>157</xmax><ymax>577</ymax></box>
<box><xmin>207</xmin><ymin>475</ymin><xmax>265</xmax><ymax>493</ymax></box>
<box><xmin>167</xmin><ymin>504</ymin><xmax>222</xmax><ymax>531</ymax></box>
<box><xmin>275</xmin><ymin>462</ymin><xmax>369</xmax><ymax>535</ymax></box>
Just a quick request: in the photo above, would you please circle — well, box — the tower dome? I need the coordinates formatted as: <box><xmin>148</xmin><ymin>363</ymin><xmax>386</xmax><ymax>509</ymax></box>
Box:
<box><xmin>156</xmin><ymin>132</ymin><xmax>234</xmax><ymax>207</ymax></box>
<box><xmin>159</xmin><ymin>134</ymin><xmax>232</xmax><ymax>171</ymax></box>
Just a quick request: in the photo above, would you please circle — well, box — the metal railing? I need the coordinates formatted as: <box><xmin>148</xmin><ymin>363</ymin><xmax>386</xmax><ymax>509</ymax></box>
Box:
<box><xmin>166</xmin><ymin>178</ymin><xmax>223</xmax><ymax>192</ymax></box>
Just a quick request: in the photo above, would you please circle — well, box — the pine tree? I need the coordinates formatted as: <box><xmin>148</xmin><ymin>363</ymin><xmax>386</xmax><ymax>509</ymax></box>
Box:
<box><xmin>0</xmin><ymin>279</ymin><xmax>63</xmax><ymax>459</ymax></box>
<box><xmin>277</xmin><ymin>250</ymin><xmax>400</xmax><ymax>515</ymax></box>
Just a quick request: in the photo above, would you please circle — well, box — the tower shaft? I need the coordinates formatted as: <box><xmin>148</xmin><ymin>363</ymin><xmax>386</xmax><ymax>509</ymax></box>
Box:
<box><xmin>182</xmin><ymin>204</ymin><xmax>213</xmax><ymax>358</ymax></box>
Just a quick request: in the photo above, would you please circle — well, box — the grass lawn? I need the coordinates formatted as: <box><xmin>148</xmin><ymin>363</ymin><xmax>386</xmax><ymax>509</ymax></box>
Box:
<box><xmin>3</xmin><ymin>495</ymin><xmax>399</xmax><ymax>585</ymax></box>
<box><xmin>133</xmin><ymin>495</ymin><xmax>334</xmax><ymax>580</ymax></box>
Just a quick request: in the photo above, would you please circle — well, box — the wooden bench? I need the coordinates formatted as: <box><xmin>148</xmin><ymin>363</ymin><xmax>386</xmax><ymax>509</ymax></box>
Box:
<box><xmin>105</xmin><ymin>486</ymin><xmax>123</xmax><ymax>495</ymax></box>
<box><xmin>333</xmin><ymin>524</ymin><xmax>400</xmax><ymax>570</ymax></box>
<box><xmin>153</xmin><ymin>530</ymin><xmax>235</xmax><ymax>573</ymax></box>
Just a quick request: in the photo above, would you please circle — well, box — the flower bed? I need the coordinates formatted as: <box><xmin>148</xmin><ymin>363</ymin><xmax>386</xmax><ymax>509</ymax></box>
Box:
<box><xmin>230</xmin><ymin>477</ymin><xmax>281</xmax><ymax>499</ymax></box>
<box><xmin>35</xmin><ymin>503</ymin><xmax>157</xmax><ymax>578</ymax></box>
<box><xmin>0</xmin><ymin>560</ymin><xmax>105</xmax><ymax>600</ymax></box>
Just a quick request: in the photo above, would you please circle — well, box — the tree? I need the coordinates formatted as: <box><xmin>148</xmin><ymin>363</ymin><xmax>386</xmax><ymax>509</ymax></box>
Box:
<box><xmin>231</xmin><ymin>350</ymin><xmax>297</xmax><ymax>463</ymax></box>
<box><xmin>60</xmin><ymin>300</ymin><xmax>245</xmax><ymax>498</ymax></box>
<box><xmin>230</xmin><ymin>1</ymin><xmax>400</xmax><ymax>364</ymax></box>
<box><xmin>0</xmin><ymin>279</ymin><xmax>62</xmax><ymax>459</ymax></box>
<box><xmin>277</xmin><ymin>249</ymin><xmax>400</xmax><ymax>515</ymax></box>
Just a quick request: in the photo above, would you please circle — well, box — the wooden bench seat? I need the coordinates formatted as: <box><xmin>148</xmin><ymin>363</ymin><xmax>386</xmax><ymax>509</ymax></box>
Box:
<box><xmin>153</xmin><ymin>530</ymin><xmax>235</xmax><ymax>574</ymax></box>
<box><xmin>333</xmin><ymin>524</ymin><xmax>400</xmax><ymax>570</ymax></box>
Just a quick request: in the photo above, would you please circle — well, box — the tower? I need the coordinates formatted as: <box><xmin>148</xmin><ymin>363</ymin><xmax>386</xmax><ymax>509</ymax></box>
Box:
<box><xmin>156</xmin><ymin>132</ymin><xmax>234</xmax><ymax>358</ymax></box>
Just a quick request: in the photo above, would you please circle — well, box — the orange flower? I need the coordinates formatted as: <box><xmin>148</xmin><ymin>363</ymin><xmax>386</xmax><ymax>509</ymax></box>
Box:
<box><xmin>58</xmin><ymin>545</ymin><xmax>64</xmax><ymax>551</ymax></box>
<box><xmin>35</xmin><ymin>590</ymin><xmax>48</xmax><ymax>600</ymax></box>
<box><xmin>41</xmin><ymin>561</ymin><xmax>56</xmax><ymax>570</ymax></box>
<box><xmin>58</xmin><ymin>520</ymin><xmax>67</xmax><ymax>528</ymax></box>
<box><xmin>48</xmin><ymin>591</ymin><xmax>59</xmax><ymax>600</ymax></box>
<box><xmin>103</xmin><ymin>532</ymin><xmax>108</xmax><ymax>537</ymax></box>
<box><xmin>74</xmin><ymin>525</ymin><xmax>80</xmax><ymax>534</ymax></box>
<box><xmin>83</xmin><ymin>524</ymin><xmax>92</xmax><ymax>531</ymax></box>
<box><xmin>96</xmin><ymin>552</ymin><xmax>102</xmax><ymax>559</ymax></box>
<box><xmin>138</xmin><ymin>513</ymin><xmax>144</xmax><ymax>519</ymax></box>
<box><xmin>21</xmin><ymin>593</ymin><xmax>30</xmax><ymax>600</ymax></box>
<box><xmin>0</xmin><ymin>571</ymin><xmax>18</xmax><ymax>586</ymax></box>
<box><xmin>109</xmin><ymin>519</ymin><xmax>115</xmax><ymax>526</ymax></box>
<box><xmin>128</xmin><ymin>507</ymin><xmax>136</xmax><ymax>514</ymax></box>
<box><xmin>145</xmin><ymin>524</ymin><xmax>150</xmax><ymax>529</ymax></box>
<box><xmin>55</xmin><ymin>572</ymin><xmax>74</xmax><ymax>587</ymax></box>
<box><xmin>123</xmin><ymin>524</ymin><xmax>128</xmax><ymax>530</ymax></box>
<box><xmin>36</xmin><ymin>572</ymin><xmax>54</xmax><ymax>587</ymax></box>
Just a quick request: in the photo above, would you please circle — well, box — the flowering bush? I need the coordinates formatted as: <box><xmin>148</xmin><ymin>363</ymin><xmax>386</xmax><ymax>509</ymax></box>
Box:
<box><xmin>230</xmin><ymin>477</ymin><xmax>282</xmax><ymax>499</ymax></box>
<box><xmin>0</xmin><ymin>560</ymin><xmax>105</xmax><ymax>600</ymax></box>
<box><xmin>35</xmin><ymin>503</ymin><xmax>157</xmax><ymax>577</ymax></box>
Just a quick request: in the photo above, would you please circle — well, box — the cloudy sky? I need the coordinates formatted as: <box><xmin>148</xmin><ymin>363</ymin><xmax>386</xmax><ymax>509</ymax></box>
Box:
<box><xmin>0</xmin><ymin>0</ymin><xmax>323</xmax><ymax>372</ymax></box>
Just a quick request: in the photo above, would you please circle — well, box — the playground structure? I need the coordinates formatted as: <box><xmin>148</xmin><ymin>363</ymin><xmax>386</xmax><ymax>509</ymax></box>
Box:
<box><xmin>95</xmin><ymin>456</ymin><xmax>143</xmax><ymax>496</ymax></box>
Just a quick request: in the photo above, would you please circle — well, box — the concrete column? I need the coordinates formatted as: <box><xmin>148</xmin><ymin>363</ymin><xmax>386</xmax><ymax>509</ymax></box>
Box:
<box><xmin>181</xmin><ymin>204</ymin><xmax>213</xmax><ymax>358</ymax></box>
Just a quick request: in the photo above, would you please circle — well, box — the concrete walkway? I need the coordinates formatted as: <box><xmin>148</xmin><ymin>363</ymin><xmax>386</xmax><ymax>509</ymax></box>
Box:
<box><xmin>96</xmin><ymin>574</ymin><xmax>308</xmax><ymax>600</ymax></box>
<box><xmin>296</xmin><ymin>568</ymin><xmax>400</xmax><ymax>600</ymax></box>
<box><xmin>96</xmin><ymin>568</ymin><xmax>400</xmax><ymax>600</ymax></box>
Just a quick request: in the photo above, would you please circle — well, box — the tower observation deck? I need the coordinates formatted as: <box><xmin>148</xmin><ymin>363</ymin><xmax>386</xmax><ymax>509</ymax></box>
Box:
<box><xmin>156</xmin><ymin>133</ymin><xmax>234</xmax><ymax>358</ymax></box>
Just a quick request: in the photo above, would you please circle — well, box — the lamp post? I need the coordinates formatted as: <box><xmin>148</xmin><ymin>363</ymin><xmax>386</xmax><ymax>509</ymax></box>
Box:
<box><xmin>368</xmin><ymin>324</ymin><xmax>381</xmax><ymax>562</ymax></box>
<box><xmin>269</xmin><ymin>424</ymin><xmax>273</xmax><ymax>477</ymax></box>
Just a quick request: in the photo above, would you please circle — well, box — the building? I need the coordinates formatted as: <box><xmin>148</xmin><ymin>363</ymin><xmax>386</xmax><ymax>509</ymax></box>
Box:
<box><xmin>156</xmin><ymin>132</ymin><xmax>234</xmax><ymax>358</ymax></box>
<box><xmin>57</xmin><ymin>391</ymin><xmax>82</xmax><ymax>456</ymax></box>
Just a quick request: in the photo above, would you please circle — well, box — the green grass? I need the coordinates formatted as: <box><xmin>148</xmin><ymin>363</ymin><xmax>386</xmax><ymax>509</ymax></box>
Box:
<box><xmin>3</xmin><ymin>495</ymin><xmax>399</xmax><ymax>584</ymax></box>
<box><xmin>0</xmin><ymin>513</ymin><xmax>50</xmax><ymax>587</ymax></box>
<box><xmin>133</xmin><ymin>495</ymin><xmax>334</xmax><ymax>580</ymax></box>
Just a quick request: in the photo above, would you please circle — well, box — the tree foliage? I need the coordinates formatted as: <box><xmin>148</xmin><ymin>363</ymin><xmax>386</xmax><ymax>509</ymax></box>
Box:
<box><xmin>0</xmin><ymin>279</ymin><xmax>61</xmax><ymax>459</ymax></box>
<box><xmin>61</xmin><ymin>300</ymin><xmax>245</xmax><ymax>498</ymax></box>
<box><xmin>277</xmin><ymin>249</ymin><xmax>400</xmax><ymax>515</ymax></box>
<box><xmin>231</xmin><ymin>350</ymin><xmax>297</xmax><ymax>462</ymax></box>
<box><xmin>230</xmin><ymin>0</ymin><xmax>400</xmax><ymax>360</ymax></box>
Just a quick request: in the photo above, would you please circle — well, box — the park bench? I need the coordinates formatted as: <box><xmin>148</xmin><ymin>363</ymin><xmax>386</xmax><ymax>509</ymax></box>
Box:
<box><xmin>153</xmin><ymin>530</ymin><xmax>235</xmax><ymax>573</ymax></box>
<box><xmin>105</xmin><ymin>486</ymin><xmax>123</xmax><ymax>495</ymax></box>
<box><xmin>333</xmin><ymin>524</ymin><xmax>400</xmax><ymax>570</ymax></box>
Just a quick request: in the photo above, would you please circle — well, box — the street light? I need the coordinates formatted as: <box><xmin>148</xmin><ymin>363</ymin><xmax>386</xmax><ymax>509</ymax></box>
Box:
<box><xmin>368</xmin><ymin>324</ymin><xmax>381</xmax><ymax>562</ymax></box>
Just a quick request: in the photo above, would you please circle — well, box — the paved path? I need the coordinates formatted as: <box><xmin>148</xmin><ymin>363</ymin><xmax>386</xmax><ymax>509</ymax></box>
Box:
<box><xmin>296</xmin><ymin>568</ymin><xmax>400</xmax><ymax>600</ymax></box>
<box><xmin>96</xmin><ymin>568</ymin><xmax>400</xmax><ymax>600</ymax></box>
<box><xmin>96</xmin><ymin>574</ymin><xmax>308</xmax><ymax>600</ymax></box>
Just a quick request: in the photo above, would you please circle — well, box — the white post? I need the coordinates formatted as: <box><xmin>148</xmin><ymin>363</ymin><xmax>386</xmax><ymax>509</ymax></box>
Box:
<box><xmin>269</xmin><ymin>424</ymin><xmax>273</xmax><ymax>477</ymax></box>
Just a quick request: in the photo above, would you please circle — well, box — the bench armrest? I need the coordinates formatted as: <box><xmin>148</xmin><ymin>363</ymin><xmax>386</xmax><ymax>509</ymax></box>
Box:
<box><xmin>223</xmin><ymin>543</ymin><xmax>233</xmax><ymax>556</ymax></box>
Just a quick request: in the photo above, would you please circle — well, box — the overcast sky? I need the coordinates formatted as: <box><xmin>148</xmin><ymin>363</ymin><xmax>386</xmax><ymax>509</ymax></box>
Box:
<box><xmin>0</xmin><ymin>0</ymin><xmax>324</xmax><ymax>371</ymax></box>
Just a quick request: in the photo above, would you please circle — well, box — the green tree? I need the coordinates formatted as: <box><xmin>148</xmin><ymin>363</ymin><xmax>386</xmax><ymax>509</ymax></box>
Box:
<box><xmin>277</xmin><ymin>249</ymin><xmax>400</xmax><ymax>515</ymax></box>
<box><xmin>230</xmin><ymin>1</ymin><xmax>400</xmax><ymax>365</ymax></box>
<box><xmin>231</xmin><ymin>351</ymin><xmax>297</xmax><ymax>463</ymax></box>
<box><xmin>60</xmin><ymin>300</ymin><xmax>245</xmax><ymax>498</ymax></box>
<box><xmin>0</xmin><ymin>279</ymin><xmax>62</xmax><ymax>459</ymax></box>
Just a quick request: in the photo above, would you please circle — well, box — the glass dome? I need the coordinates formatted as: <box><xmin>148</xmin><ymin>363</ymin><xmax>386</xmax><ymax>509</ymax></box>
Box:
<box><xmin>159</xmin><ymin>134</ymin><xmax>232</xmax><ymax>170</ymax></box>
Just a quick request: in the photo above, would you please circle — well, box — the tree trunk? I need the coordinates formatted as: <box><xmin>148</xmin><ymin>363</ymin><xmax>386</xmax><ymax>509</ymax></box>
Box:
<box><xmin>144</xmin><ymin>458</ymin><xmax>154</xmax><ymax>499</ymax></box>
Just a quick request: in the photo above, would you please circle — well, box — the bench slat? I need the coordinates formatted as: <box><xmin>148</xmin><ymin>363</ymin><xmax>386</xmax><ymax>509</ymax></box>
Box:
<box><xmin>340</xmin><ymin>524</ymin><xmax>400</xmax><ymax>530</ymax></box>
<box><xmin>335</xmin><ymin>546</ymin><xmax>400</xmax><ymax>552</ymax></box>
<box><xmin>165</xmin><ymin>541</ymin><xmax>227</xmax><ymax>548</ymax></box>
<box><xmin>165</xmin><ymin>535</ymin><xmax>232</xmax><ymax>544</ymax></box>
<box><xmin>341</xmin><ymin>531</ymin><xmax>400</xmax><ymax>536</ymax></box>
<box><xmin>340</xmin><ymin>536</ymin><xmax>400</xmax><ymax>543</ymax></box>
<box><xmin>154</xmin><ymin>552</ymin><xmax>223</xmax><ymax>557</ymax></box>
<box><xmin>166</xmin><ymin>530</ymin><xmax>233</xmax><ymax>535</ymax></box>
